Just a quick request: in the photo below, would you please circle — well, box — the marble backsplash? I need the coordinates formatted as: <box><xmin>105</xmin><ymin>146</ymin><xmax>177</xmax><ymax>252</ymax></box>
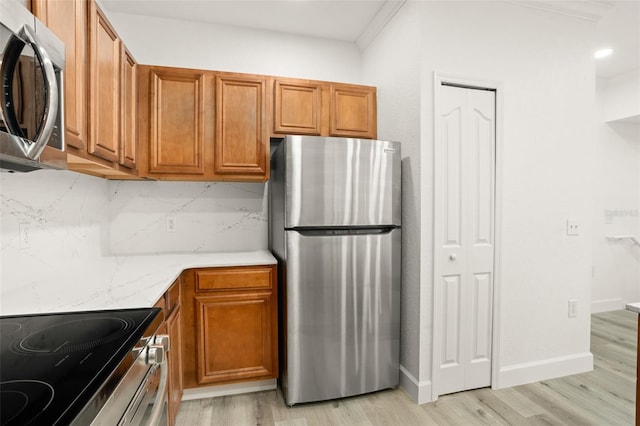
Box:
<box><xmin>1</xmin><ymin>170</ymin><xmax>269</xmax><ymax>294</ymax></box>
<box><xmin>109</xmin><ymin>179</ymin><xmax>268</xmax><ymax>254</ymax></box>
<box><xmin>1</xmin><ymin>170</ymin><xmax>110</xmax><ymax>289</ymax></box>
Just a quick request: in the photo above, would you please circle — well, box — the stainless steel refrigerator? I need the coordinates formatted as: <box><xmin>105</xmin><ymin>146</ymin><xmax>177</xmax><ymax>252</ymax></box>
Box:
<box><xmin>269</xmin><ymin>135</ymin><xmax>401</xmax><ymax>405</ymax></box>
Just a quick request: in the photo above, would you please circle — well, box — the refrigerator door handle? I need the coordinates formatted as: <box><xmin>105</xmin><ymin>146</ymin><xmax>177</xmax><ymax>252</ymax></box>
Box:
<box><xmin>292</xmin><ymin>226</ymin><xmax>397</xmax><ymax>237</ymax></box>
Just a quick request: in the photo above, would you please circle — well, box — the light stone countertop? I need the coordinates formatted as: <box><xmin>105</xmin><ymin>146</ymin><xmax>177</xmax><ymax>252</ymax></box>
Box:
<box><xmin>0</xmin><ymin>250</ymin><xmax>276</xmax><ymax>316</ymax></box>
<box><xmin>625</xmin><ymin>303</ymin><xmax>640</xmax><ymax>314</ymax></box>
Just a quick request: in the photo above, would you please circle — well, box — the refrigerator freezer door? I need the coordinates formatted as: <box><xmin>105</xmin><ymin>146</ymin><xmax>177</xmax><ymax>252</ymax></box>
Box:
<box><xmin>283</xmin><ymin>228</ymin><xmax>401</xmax><ymax>405</ymax></box>
<box><xmin>283</xmin><ymin>136</ymin><xmax>401</xmax><ymax>228</ymax></box>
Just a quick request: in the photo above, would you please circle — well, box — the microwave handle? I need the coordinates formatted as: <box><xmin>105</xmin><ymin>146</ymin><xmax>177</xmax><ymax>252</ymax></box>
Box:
<box><xmin>19</xmin><ymin>25</ymin><xmax>59</xmax><ymax>160</ymax></box>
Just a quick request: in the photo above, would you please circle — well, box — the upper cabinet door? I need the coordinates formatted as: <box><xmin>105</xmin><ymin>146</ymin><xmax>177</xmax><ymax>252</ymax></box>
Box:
<box><xmin>32</xmin><ymin>0</ymin><xmax>87</xmax><ymax>151</ymax></box>
<box><xmin>214</xmin><ymin>74</ymin><xmax>268</xmax><ymax>181</ymax></box>
<box><xmin>273</xmin><ymin>79</ymin><xmax>322</xmax><ymax>136</ymax></box>
<box><xmin>146</xmin><ymin>67</ymin><xmax>212</xmax><ymax>176</ymax></box>
<box><xmin>120</xmin><ymin>46</ymin><xmax>137</xmax><ymax>170</ymax></box>
<box><xmin>329</xmin><ymin>84</ymin><xmax>377</xmax><ymax>140</ymax></box>
<box><xmin>89</xmin><ymin>4</ymin><xmax>120</xmax><ymax>163</ymax></box>
<box><xmin>272</xmin><ymin>78</ymin><xmax>378</xmax><ymax>140</ymax></box>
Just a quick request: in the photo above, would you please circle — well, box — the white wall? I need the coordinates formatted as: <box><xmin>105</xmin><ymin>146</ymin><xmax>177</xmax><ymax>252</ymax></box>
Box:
<box><xmin>105</xmin><ymin>11</ymin><xmax>362</xmax><ymax>84</ymax></box>
<box><xmin>592</xmin><ymin>78</ymin><xmax>640</xmax><ymax>312</ymax></box>
<box><xmin>362</xmin><ymin>1</ymin><xmax>425</xmax><ymax>400</ymax></box>
<box><xmin>601</xmin><ymin>70</ymin><xmax>640</xmax><ymax>123</ymax></box>
<box><xmin>364</xmin><ymin>0</ymin><xmax>597</xmax><ymax>402</ymax></box>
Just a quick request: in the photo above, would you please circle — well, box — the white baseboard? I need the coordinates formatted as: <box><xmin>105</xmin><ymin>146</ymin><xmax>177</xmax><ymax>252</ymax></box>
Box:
<box><xmin>591</xmin><ymin>298</ymin><xmax>626</xmax><ymax>313</ymax></box>
<box><xmin>494</xmin><ymin>352</ymin><xmax>593</xmax><ymax>389</ymax></box>
<box><xmin>399</xmin><ymin>365</ymin><xmax>433</xmax><ymax>404</ymax></box>
<box><xmin>182</xmin><ymin>379</ymin><xmax>277</xmax><ymax>401</ymax></box>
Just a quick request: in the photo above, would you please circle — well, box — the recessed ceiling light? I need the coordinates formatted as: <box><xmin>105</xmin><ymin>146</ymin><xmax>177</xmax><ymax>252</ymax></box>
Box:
<box><xmin>594</xmin><ymin>48</ymin><xmax>613</xmax><ymax>59</ymax></box>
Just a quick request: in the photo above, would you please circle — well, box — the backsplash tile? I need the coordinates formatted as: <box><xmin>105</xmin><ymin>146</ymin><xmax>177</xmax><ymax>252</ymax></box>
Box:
<box><xmin>1</xmin><ymin>170</ymin><xmax>269</xmax><ymax>309</ymax></box>
<box><xmin>109</xmin><ymin>180</ymin><xmax>268</xmax><ymax>254</ymax></box>
<box><xmin>1</xmin><ymin>170</ymin><xmax>110</xmax><ymax>303</ymax></box>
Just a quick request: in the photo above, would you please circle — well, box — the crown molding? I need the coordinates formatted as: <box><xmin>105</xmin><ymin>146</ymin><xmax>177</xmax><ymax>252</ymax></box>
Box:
<box><xmin>506</xmin><ymin>0</ymin><xmax>614</xmax><ymax>22</ymax></box>
<box><xmin>356</xmin><ymin>0</ymin><xmax>407</xmax><ymax>51</ymax></box>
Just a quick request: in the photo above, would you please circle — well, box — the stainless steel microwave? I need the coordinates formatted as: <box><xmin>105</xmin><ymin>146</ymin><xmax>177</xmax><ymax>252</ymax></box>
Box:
<box><xmin>0</xmin><ymin>0</ymin><xmax>66</xmax><ymax>172</ymax></box>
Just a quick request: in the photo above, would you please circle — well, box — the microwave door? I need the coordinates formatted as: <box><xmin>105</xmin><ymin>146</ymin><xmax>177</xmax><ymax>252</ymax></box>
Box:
<box><xmin>1</xmin><ymin>32</ymin><xmax>37</xmax><ymax>140</ymax></box>
<box><xmin>1</xmin><ymin>25</ymin><xmax>58</xmax><ymax>160</ymax></box>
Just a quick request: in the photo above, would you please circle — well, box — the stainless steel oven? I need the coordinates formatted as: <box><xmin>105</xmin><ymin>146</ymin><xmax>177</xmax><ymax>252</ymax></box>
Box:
<box><xmin>0</xmin><ymin>308</ymin><xmax>169</xmax><ymax>426</ymax></box>
<box><xmin>0</xmin><ymin>0</ymin><xmax>66</xmax><ymax>172</ymax></box>
<box><xmin>88</xmin><ymin>323</ymin><xmax>169</xmax><ymax>426</ymax></box>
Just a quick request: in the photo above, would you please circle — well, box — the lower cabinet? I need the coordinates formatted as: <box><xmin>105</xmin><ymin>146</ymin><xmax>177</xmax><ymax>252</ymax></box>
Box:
<box><xmin>150</xmin><ymin>264</ymin><xmax>276</xmax><ymax>421</ymax></box>
<box><xmin>166</xmin><ymin>304</ymin><xmax>183</xmax><ymax>425</ymax></box>
<box><xmin>153</xmin><ymin>278</ymin><xmax>183</xmax><ymax>426</ymax></box>
<box><xmin>181</xmin><ymin>265</ymin><xmax>278</xmax><ymax>389</ymax></box>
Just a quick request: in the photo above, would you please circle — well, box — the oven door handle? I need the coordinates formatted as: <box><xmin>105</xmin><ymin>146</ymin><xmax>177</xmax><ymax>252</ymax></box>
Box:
<box><xmin>147</xmin><ymin>350</ymin><xmax>168</xmax><ymax>426</ymax></box>
<box><xmin>18</xmin><ymin>25</ymin><xmax>59</xmax><ymax>160</ymax></box>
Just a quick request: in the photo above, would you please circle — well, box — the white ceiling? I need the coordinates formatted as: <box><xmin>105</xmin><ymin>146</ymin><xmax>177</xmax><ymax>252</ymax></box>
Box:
<box><xmin>99</xmin><ymin>0</ymin><xmax>399</xmax><ymax>49</ymax></box>
<box><xmin>99</xmin><ymin>0</ymin><xmax>640</xmax><ymax>78</ymax></box>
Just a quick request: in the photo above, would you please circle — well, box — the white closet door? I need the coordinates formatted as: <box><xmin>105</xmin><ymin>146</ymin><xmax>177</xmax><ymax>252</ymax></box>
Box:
<box><xmin>437</xmin><ymin>85</ymin><xmax>495</xmax><ymax>396</ymax></box>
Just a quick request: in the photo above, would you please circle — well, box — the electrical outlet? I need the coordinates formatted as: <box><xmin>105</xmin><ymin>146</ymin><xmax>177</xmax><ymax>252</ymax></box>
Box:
<box><xmin>166</xmin><ymin>216</ymin><xmax>177</xmax><ymax>233</ymax></box>
<box><xmin>568</xmin><ymin>299</ymin><xmax>578</xmax><ymax>318</ymax></box>
<box><xmin>19</xmin><ymin>222</ymin><xmax>31</xmax><ymax>250</ymax></box>
<box><xmin>566</xmin><ymin>220</ymin><xmax>580</xmax><ymax>236</ymax></box>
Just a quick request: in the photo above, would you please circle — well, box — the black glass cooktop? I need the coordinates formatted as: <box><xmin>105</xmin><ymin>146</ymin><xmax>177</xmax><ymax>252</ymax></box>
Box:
<box><xmin>0</xmin><ymin>308</ymin><xmax>161</xmax><ymax>426</ymax></box>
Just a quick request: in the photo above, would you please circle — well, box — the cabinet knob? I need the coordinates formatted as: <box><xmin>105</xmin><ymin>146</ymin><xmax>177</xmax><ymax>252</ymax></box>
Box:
<box><xmin>449</xmin><ymin>254</ymin><xmax>457</xmax><ymax>261</ymax></box>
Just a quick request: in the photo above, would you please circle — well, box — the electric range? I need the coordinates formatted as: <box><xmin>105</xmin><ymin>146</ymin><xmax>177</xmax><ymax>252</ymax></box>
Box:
<box><xmin>0</xmin><ymin>308</ymin><xmax>164</xmax><ymax>425</ymax></box>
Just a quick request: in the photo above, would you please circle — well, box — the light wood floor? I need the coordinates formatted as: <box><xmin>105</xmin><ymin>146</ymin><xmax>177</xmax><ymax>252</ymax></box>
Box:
<box><xmin>176</xmin><ymin>310</ymin><xmax>637</xmax><ymax>425</ymax></box>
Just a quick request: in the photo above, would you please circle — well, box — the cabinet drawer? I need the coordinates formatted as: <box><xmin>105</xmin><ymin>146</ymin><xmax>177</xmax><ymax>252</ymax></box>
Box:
<box><xmin>166</xmin><ymin>277</ymin><xmax>181</xmax><ymax>313</ymax></box>
<box><xmin>195</xmin><ymin>267</ymin><xmax>272</xmax><ymax>292</ymax></box>
<box><xmin>153</xmin><ymin>296</ymin><xmax>166</xmax><ymax>316</ymax></box>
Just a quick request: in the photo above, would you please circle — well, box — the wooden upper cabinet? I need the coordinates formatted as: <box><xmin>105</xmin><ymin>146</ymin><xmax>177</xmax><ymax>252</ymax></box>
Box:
<box><xmin>272</xmin><ymin>78</ymin><xmax>377</xmax><ymax>140</ymax></box>
<box><xmin>32</xmin><ymin>0</ymin><xmax>87</xmax><ymax>151</ymax></box>
<box><xmin>214</xmin><ymin>74</ymin><xmax>268</xmax><ymax>180</ymax></box>
<box><xmin>144</xmin><ymin>67</ymin><xmax>213</xmax><ymax>176</ymax></box>
<box><xmin>330</xmin><ymin>84</ymin><xmax>377</xmax><ymax>139</ymax></box>
<box><xmin>89</xmin><ymin>4</ymin><xmax>120</xmax><ymax>163</ymax></box>
<box><xmin>136</xmin><ymin>66</ymin><xmax>377</xmax><ymax>181</ymax></box>
<box><xmin>120</xmin><ymin>46</ymin><xmax>137</xmax><ymax>170</ymax></box>
<box><xmin>273</xmin><ymin>79</ymin><xmax>322</xmax><ymax>136</ymax></box>
<box><xmin>138</xmin><ymin>68</ymin><xmax>270</xmax><ymax>181</ymax></box>
<box><xmin>36</xmin><ymin>0</ymin><xmax>140</xmax><ymax>179</ymax></box>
